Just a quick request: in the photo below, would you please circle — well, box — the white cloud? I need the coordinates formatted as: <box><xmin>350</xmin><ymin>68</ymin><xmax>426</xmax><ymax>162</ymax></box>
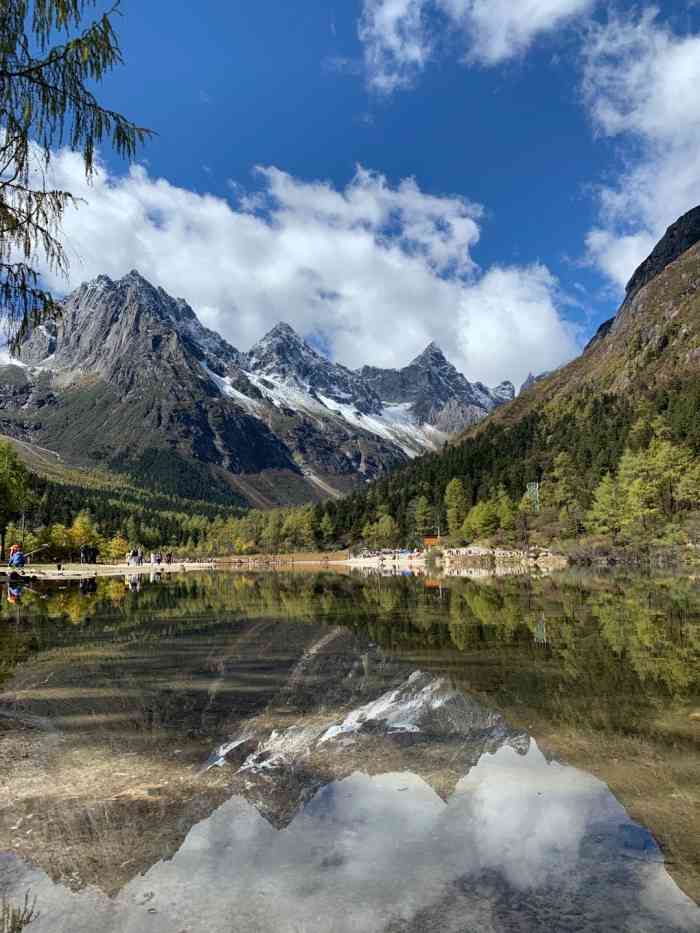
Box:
<box><xmin>584</xmin><ymin>228</ymin><xmax>656</xmax><ymax>293</ymax></box>
<box><xmin>582</xmin><ymin>9</ymin><xmax>700</xmax><ymax>289</ymax></box>
<box><xmin>359</xmin><ymin>0</ymin><xmax>432</xmax><ymax>93</ymax></box>
<box><xmin>359</xmin><ymin>0</ymin><xmax>595</xmax><ymax>91</ymax></box>
<box><xmin>37</xmin><ymin>152</ymin><xmax>578</xmax><ymax>387</ymax></box>
<box><xmin>443</xmin><ymin>0</ymin><xmax>596</xmax><ymax>65</ymax></box>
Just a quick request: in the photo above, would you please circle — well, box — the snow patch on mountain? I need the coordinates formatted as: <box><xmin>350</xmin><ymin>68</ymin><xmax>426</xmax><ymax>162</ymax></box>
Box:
<box><xmin>202</xmin><ymin>364</ymin><xmax>263</xmax><ymax>414</ymax></box>
<box><xmin>315</xmin><ymin>394</ymin><xmax>448</xmax><ymax>457</ymax></box>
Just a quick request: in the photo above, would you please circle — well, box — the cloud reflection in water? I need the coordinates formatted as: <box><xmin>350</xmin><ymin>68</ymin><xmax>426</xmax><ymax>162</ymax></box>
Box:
<box><xmin>4</xmin><ymin>741</ymin><xmax>698</xmax><ymax>933</ymax></box>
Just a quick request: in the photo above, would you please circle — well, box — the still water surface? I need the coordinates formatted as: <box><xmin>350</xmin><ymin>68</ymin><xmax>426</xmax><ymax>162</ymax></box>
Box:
<box><xmin>0</xmin><ymin>569</ymin><xmax>699</xmax><ymax>932</ymax></box>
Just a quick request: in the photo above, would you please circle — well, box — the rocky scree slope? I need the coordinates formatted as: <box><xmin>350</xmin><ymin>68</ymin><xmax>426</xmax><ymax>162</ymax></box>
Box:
<box><xmin>0</xmin><ymin>271</ymin><xmax>511</xmax><ymax>507</ymax></box>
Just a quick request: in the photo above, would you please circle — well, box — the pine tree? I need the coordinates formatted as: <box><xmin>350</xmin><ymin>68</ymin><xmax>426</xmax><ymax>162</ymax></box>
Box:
<box><xmin>444</xmin><ymin>478</ymin><xmax>467</xmax><ymax>539</ymax></box>
<box><xmin>1</xmin><ymin>1</ymin><xmax>151</xmax><ymax>341</ymax></box>
<box><xmin>298</xmin><ymin>507</ymin><xmax>317</xmax><ymax>550</ymax></box>
<box><xmin>374</xmin><ymin>514</ymin><xmax>399</xmax><ymax>548</ymax></box>
<box><xmin>362</xmin><ymin>519</ymin><xmax>377</xmax><ymax>549</ymax></box>
<box><xmin>463</xmin><ymin>500</ymin><xmax>499</xmax><ymax>540</ymax></box>
<box><xmin>550</xmin><ymin>452</ymin><xmax>581</xmax><ymax>522</ymax></box>
<box><xmin>494</xmin><ymin>485</ymin><xmax>516</xmax><ymax>535</ymax></box>
<box><xmin>586</xmin><ymin>473</ymin><xmax>622</xmax><ymax>541</ymax></box>
<box><xmin>621</xmin><ymin>477</ymin><xmax>659</xmax><ymax>542</ymax></box>
<box><xmin>319</xmin><ymin>512</ymin><xmax>334</xmax><ymax>549</ymax></box>
<box><xmin>0</xmin><ymin>440</ymin><xmax>31</xmax><ymax>557</ymax></box>
<box><xmin>414</xmin><ymin>496</ymin><xmax>433</xmax><ymax>538</ymax></box>
<box><xmin>646</xmin><ymin>436</ymin><xmax>691</xmax><ymax>519</ymax></box>
<box><xmin>676</xmin><ymin>461</ymin><xmax>700</xmax><ymax>509</ymax></box>
<box><xmin>260</xmin><ymin>511</ymin><xmax>283</xmax><ymax>553</ymax></box>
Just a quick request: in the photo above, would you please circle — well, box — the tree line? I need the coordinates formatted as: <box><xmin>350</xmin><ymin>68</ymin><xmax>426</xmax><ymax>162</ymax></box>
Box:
<box><xmin>3</xmin><ymin>376</ymin><xmax>700</xmax><ymax>559</ymax></box>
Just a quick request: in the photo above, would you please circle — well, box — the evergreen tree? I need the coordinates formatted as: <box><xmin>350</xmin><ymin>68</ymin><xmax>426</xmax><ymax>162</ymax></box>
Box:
<box><xmin>444</xmin><ymin>478</ymin><xmax>467</xmax><ymax>539</ymax></box>
<box><xmin>260</xmin><ymin>511</ymin><xmax>283</xmax><ymax>553</ymax></box>
<box><xmin>319</xmin><ymin>512</ymin><xmax>334</xmax><ymax>549</ymax></box>
<box><xmin>586</xmin><ymin>473</ymin><xmax>622</xmax><ymax>541</ymax></box>
<box><xmin>549</xmin><ymin>452</ymin><xmax>582</xmax><ymax>533</ymax></box>
<box><xmin>646</xmin><ymin>436</ymin><xmax>691</xmax><ymax>519</ymax></box>
<box><xmin>69</xmin><ymin>509</ymin><xmax>98</xmax><ymax>549</ymax></box>
<box><xmin>125</xmin><ymin>515</ymin><xmax>140</xmax><ymax>545</ymax></box>
<box><xmin>374</xmin><ymin>514</ymin><xmax>399</xmax><ymax>548</ymax></box>
<box><xmin>463</xmin><ymin>500</ymin><xmax>499</xmax><ymax>540</ymax></box>
<box><xmin>414</xmin><ymin>496</ymin><xmax>433</xmax><ymax>538</ymax></box>
<box><xmin>676</xmin><ymin>461</ymin><xmax>700</xmax><ymax>509</ymax></box>
<box><xmin>298</xmin><ymin>507</ymin><xmax>317</xmax><ymax>550</ymax></box>
<box><xmin>621</xmin><ymin>476</ymin><xmax>659</xmax><ymax>542</ymax></box>
<box><xmin>0</xmin><ymin>440</ymin><xmax>30</xmax><ymax>557</ymax></box>
<box><xmin>1</xmin><ymin>0</ymin><xmax>151</xmax><ymax>341</ymax></box>
<box><xmin>494</xmin><ymin>485</ymin><xmax>516</xmax><ymax>535</ymax></box>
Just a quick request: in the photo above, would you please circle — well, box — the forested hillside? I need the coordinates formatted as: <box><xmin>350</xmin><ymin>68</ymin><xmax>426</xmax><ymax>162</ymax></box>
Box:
<box><xmin>300</xmin><ymin>208</ymin><xmax>700</xmax><ymax>550</ymax></box>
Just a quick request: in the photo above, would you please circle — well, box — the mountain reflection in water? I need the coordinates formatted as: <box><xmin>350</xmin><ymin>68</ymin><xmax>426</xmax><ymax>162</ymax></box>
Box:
<box><xmin>0</xmin><ymin>569</ymin><xmax>699</xmax><ymax>932</ymax></box>
<box><xmin>4</xmin><ymin>741</ymin><xmax>698</xmax><ymax>933</ymax></box>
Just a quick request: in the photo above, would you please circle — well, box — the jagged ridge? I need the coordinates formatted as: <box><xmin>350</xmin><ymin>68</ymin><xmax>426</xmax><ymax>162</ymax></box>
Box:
<box><xmin>1</xmin><ymin>270</ymin><xmax>514</xmax><ymax>507</ymax></box>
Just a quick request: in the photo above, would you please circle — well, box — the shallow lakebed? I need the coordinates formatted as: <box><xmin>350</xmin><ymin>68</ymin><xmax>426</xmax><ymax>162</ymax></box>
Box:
<box><xmin>1</xmin><ymin>569</ymin><xmax>699</xmax><ymax>932</ymax></box>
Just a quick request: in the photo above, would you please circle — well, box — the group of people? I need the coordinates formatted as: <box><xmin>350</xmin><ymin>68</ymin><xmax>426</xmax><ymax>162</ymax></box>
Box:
<box><xmin>150</xmin><ymin>551</ymin><xmax>174</xmax><ymax>566</ymax></box>
<box><xmin>126</xmin><ymin>548</ymin><xmax>145</xmax><ymax>566</ymax></box>
<box><xmin>126</xmin><ymin>549</ymin><xmax>174</xmax><ymax>567</ymax></box>
<box><xmin>79</xmin><ymin>545</ymin><xmax>99</xmax><ymax>564</ymax></box>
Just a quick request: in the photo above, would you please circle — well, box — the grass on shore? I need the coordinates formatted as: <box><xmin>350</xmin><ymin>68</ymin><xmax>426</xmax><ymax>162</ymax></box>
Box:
<box><xmin>1</xmin><ymin>895</ymin><xmax>37</xmax><ymax>933</ymax></box>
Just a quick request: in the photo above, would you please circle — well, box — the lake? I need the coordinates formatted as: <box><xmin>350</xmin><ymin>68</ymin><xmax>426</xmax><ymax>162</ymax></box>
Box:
<box><xmin>1</xmin><ymin>568</ymin><xmax>699</xmax><ymax>932</ymax></box>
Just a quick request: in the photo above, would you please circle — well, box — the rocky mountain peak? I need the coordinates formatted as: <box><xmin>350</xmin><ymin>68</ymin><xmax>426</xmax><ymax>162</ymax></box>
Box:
<box><xmin>492</xmin><ymin>380</ymin><xmax>515</xmax><ymax>403</ymax></box>
<box><xmin>246</xmin><ymin>323</ymin><xmax>383</xmax><ymax>415</ymax></box>
<box><xmin>410</xmin><ymin>341</ymin><xmax>449</xmax><ymax>367</ymax></box>
<box><xmin>17</xmin><ymin>269</ymin><xmax>243</xmax><ymax>375</ymax></box>
<box><xmin>264</xmin><ymin>321</ymin><xmax>299</xmax><ymax>341</ymax></box>
<box><xmin>122</xmin><ymin>268</ymin><xmax>152</xmax><ymax>287</ymax></box>
<box><xmin>626</xmin><ymin>205</ymin><xmax>700</xmax><ymax>301</ymax></box>
<box><xmin>247</xmin><ymin>322</ymin><xmax>318</xmax><ymax>374</ymax></box>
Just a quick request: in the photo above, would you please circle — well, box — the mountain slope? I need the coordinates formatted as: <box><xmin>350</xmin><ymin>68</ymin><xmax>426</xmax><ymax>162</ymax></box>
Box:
<box><xmin>480</xmin><ymin>204</ymin><xmax>700</xmax><ymax>432</ymax></box>
<box><xmin>0</xmin><ymin>271</ymin><xmax>512</xmax><ymax>507</ymax></box>
<box><xmin>328</xmin><ymin>206</ymin><xmax>700</xmax><ymax>535</ymax></box>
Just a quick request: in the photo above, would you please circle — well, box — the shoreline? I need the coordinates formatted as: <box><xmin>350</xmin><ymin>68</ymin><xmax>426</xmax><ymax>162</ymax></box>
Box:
<box><xmin>1</xmin><ymin>546</ymin><xmax>571</xmax><ymax>583</ymax></box>
<box><xmin>1</xmin><ymin>557</ymin><xmax>352</xmax><ymax>582</ymax></box>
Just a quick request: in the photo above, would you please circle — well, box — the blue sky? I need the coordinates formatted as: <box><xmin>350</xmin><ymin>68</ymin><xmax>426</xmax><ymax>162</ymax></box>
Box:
<box><xmin>39</xmin><ymin>1</ymin><xmax>700</xmax><ymax>388</ymax></box>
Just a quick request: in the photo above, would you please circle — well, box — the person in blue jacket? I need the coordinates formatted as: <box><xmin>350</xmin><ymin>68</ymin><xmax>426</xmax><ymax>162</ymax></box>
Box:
<box><xmin>8</xmin><ymin>546</ymin><xmax>26</xmax><ymax>569</ymax></box>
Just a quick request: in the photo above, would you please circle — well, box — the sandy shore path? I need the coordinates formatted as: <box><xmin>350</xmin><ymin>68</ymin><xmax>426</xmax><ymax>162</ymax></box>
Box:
<box><xmin>1</xmin><ymin>561</ymin><xmax>217</xmax><ymax>582</ymax></box>
<box><xmin>1</xmin><ymin>557</ymin><xmax>358</xmax><ymax>582</ymax></box>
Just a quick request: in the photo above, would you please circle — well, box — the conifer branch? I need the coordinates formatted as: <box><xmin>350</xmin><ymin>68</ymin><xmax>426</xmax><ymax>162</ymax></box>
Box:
<box><xmin>0</xmin><ymin>0</ymin><xmax>152</xmax><ymax>342</ymax></box>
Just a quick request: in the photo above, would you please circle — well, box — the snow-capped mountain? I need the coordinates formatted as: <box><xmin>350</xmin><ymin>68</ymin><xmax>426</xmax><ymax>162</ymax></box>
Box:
<box><xmin>360</xmin><ymin>342</ymin><xmax>513</xmax><ymax>434</ymax></box>
<box><xmin>0</xmin><ymin>271</ymin><xmax>514</xmax><ymax>507</ymax></box>
<box><xmin>246</xmin><ymin>323</ymin><xmax>383</xmax><ymax>416</ymax></box>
